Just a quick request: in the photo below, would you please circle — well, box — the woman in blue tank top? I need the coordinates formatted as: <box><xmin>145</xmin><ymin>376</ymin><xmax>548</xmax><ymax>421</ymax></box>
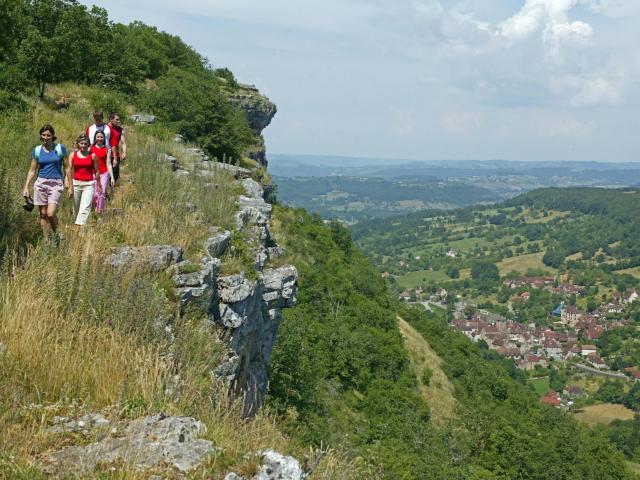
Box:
<box><xmin>22</xmin><ymin>124</ymin><xmax>69</xmax><ymax>242</ymax></box>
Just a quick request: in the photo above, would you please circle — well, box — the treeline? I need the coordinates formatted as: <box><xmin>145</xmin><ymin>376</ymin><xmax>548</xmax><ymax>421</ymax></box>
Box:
<box><xmin>0</xmin><ymin>0</ymin><xmax>253</xmax><ymax>160</ymax></box>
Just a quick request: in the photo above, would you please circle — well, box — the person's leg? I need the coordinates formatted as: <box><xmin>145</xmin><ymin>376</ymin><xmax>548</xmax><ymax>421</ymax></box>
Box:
<box><xmin>73</xmin><ymin>182</ymin><xmax>82</xmax><ymax>225</ymax></box>
<box><xmin>112</xmin><ymin>158</ymin><xmax>120</xmax><ymax>184</ymax></box>
<box><xmin>46</xmin><ymin>203</ymin><xmax>59</xmax><ymax>232</ymax></box>
<box><xmin>38</xmin><ymin>205</ymin><xmax>51</xmax><ymax>239</ymax></box>
<box><xmin>96</xmin><ymin>173</ymin><xmax>109</xmax><ymax>213</ymax></box>
<box><xmin>76</xmin><ymin>182</ymin><xmax>95</xmax><ymax>226</ymax></box>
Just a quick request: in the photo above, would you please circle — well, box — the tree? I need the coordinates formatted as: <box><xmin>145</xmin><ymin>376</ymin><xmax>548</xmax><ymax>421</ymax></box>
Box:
<box><xmin>471</xmin><ymin>260</ymin><xmax>499</xmax><ymax>283</ymax></box>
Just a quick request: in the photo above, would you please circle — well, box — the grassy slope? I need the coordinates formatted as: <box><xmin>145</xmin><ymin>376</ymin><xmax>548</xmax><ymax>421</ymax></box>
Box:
<box><xmin>0</xmin><ymin>85</ymin><xmax>354</xmax><ymax>479</ymax></box>
<box><xmin>396</xmin><ymin>315</ymin><xmax>455</xmax><ymax>425</ymax></box>
<box><xmin>575</xmin><ymin>404</ymin><xmax>636</xmax><ymax>427</ymax></box>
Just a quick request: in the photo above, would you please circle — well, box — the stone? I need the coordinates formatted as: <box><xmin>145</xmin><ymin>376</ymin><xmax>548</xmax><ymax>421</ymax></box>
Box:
<box><xmin>48</xmin><ymin>413</ymin><xmax>110</xmax><ymax>434</ymax></box>
<box><xmin>108</xmin><ymin>245</ymin><xmax>183</xmax><ymax>271</ymax></box>
<box><xmin>253</xmin><ymin>450</ymin><xmax>304</xmax><ymax>480</ymax></box>
<box><xmin>217</xmin><ymin>275</ymin><xmax>255</xmax><ymax>304</ymax></box>
<box><xmin>205</xmin><ymin>231</ymin><xmax>232</xmax><ymax>258</ymax></box>
<box><xmin>242</xmin><ymin>178</ymin><xmax>264</xmax><ymax>199</ymax></box>
<box><xmin>197</xmin><ymin>163</ymin><xmax>251</xmax><ymax>179</ymax></box>
<box><xmin>261</xmin><ymin>266</ymin><xmax>298</xmax><ymax>309</ymax></box>
<box><xmin>185</xmin><ymin>202</ymin><xmax>197</xmax><ymax>212</ymax></box>
<box><xmin>174</xmin><ymin>134</ymin><xmax>184</xmax><ymax>143</ymax></box>
<box><xmin>129</xmin><ymin>114</ymin><xmax>157</xmax><ymax>124</ymax></box>
<box><xmin>45</xmin><ymin>414</ymin><xmax>215</xmax><ymax>475</ymax></box>
<box><xmin>225</xmin><ymin>474</ymin><xmax>245</xmax><ymax>480</ymax></box>
<box><xmin>175</xmin><ymin>169</ymin><xmax>190</xmax><ymax>179</ymax></box>
<box><xmin>219</xmin><ymin>303</ymin><xmax>244</xmax><ymax>328</ymax></box>
<box><xmin>162</xmin><ymin>154</ymin><xmax>179</xmax><ymax>171</ymax></box>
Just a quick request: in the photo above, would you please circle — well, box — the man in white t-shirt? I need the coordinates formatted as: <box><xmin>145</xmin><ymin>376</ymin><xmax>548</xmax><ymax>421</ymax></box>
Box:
<box><xmin>86</xmin><ymin>110</ymin><xmax>111</xmax><ymax>149</ymax></box>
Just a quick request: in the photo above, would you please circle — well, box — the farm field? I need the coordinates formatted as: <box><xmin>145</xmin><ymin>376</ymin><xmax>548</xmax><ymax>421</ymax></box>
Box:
<box><xmin>496</xmin><ymin>252</ymin><xmax>555</xmax><ymax>276</ymax></box>
<box><xmin>397</xmin><ymin>270</ymin><xmax>451</xmax><ymax>290</ymax></box>
<box><xmin>618</xmin><ymin>266</ymin><xmax>640</xmax><ymax>279</ymax></box>
<box><xmin>574</xmin><ymin>403</ymin><xmax>635</xmax><ymax>426</ymax></box>
<box><xmin>529</xmin><ymin>377</ymin><xmax>550</xmax><ymax>396</ymax></box>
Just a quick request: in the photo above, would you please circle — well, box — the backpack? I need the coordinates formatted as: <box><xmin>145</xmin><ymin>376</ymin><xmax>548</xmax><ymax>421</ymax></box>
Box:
<box><xmin>34</xmin><ymin>143</ymin><xmax>64</xmax><ymax>160</ymax></box>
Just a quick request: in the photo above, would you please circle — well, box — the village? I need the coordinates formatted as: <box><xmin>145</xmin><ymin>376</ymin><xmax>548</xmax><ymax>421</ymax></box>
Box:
<box><xmin>399</xmin><ymin>275</ymin><xmax>640</xmax><ymax>386</ymax></box>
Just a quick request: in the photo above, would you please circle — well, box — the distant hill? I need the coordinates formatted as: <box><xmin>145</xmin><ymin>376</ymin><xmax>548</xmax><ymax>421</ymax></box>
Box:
<box><xmin>274</xmin><ymin>175</ymin><xmax>500</xmax><ymax>222</ymax></box>
<box><xmin>271</xmin><ymin>155</ymin><xmax>640</xmax><ymax>222</ymax></box>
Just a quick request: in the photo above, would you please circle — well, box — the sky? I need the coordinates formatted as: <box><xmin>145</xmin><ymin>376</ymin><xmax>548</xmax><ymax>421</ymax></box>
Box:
<box><xmin>84</xmin><ymin>0</ymin><xmax>640</xmax><ymax>162</ymax></box>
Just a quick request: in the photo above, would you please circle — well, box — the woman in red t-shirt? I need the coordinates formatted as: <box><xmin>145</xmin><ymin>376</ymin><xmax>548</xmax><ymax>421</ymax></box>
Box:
<box><xmin>66</xmin><ymin>133</ymin><xmax>101</xmax><ymax>227</ymax></box>
<box><xmin>91</xmin><ymin>130</ymin><xmax>114</xmax><ymax>214</ymax></box>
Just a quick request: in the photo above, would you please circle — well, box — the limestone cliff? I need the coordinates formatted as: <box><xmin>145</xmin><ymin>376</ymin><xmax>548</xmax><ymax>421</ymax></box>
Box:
<box><xmin>144</xmin><ymin>136</ymin><xmax>294</xmax><ymax>415</ymax></box>
<box><xmin>227</xmin><ymin>84</ymin><xmax>277</xmax><ymax>167</ymax></box>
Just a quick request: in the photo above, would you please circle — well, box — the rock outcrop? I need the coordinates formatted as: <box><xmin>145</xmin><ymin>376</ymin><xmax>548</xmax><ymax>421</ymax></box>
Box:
<box><xmin>225</xmin><ymin>450</ymin><xmax>306</xmax><ymax>480</ymax></box>
<box><xmin>157</xmin><ymin>144</ymin><xmax>297</xmax><ymax>415</ymax></box>
<box><xmin>227</xmin><ymin>84</ymin><xmax>277</xmax><ymax>167</ymax></box>
<box><xmin>45</xmin><ymin>414</ymin><xmax>215</xmax><ymax>475</ymax></box>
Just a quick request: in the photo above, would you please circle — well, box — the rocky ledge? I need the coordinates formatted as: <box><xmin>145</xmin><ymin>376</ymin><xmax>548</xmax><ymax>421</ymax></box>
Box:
<box><xmin>226</xmin><ymin>84</ymin><xmax>277</xmax><ymax>167</ymax></box>
<box><xmin>112</xmin><ymin>148</ymin><xmax>297</xmax><ymax>415</ymax></box>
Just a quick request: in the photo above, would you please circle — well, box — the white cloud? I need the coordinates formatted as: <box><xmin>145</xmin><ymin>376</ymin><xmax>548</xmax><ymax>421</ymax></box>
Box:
<box><xmin>498</xmin><ymin>0</ymin><xmax>593</xmax><ymax>43</ymax></box>
<box><xmin>441</xmin><ymin>111</ymin><xmax>483</xmax><ymax>133</ymax></box>
<box><xmin>540</xmin><ymin>116</ymin><xmax>596</xmax><ymax>137</ymax></box>
<box><xmin>570</xmin><ymin>78</ymin><xmax>622</xmax><ymax>106</ymax></box>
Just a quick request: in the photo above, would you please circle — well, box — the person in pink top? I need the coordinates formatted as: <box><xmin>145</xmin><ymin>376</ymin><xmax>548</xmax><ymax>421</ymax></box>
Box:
<box><xmin>66</xmin><ymin>133</ymin><xmax>101</xmax><ymax>227</ymax></box>
<box><xmin>91</xmin><ymin>130</ymin><xmax>114</xmax><ymax>214</ymax></box>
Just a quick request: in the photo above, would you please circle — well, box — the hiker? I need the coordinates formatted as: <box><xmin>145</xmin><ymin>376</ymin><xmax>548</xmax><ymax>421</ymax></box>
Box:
<box><xmin>107</xmin><ymin>112</ymin><xmax>126</xmax><ymax>184</ymax></box>
<box><xmin>22</xmin><ymin>124</ymin><xmax>68</xmax><ymax>242</ymax></box>
<box><xmin>86</xmin><ymin>110</ymin><xmax>111</xmax><ymax>148</ymax></box>
<box><xmin>67</xmin><ymin>133</ymin><xmax>101</xmax><ymax>227</ymax></box>
<box><xmin>91</xmin><ymin>130</ymin><xmax>114</xmax><ymax>214</ymax></box>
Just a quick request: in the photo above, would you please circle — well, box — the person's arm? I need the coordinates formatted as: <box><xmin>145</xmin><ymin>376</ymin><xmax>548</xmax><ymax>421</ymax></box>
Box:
<box><xmin>106</xmin><ymin>148</ymin><xmax>114</xmax><ymax>186</ymax></box>
<box><xmin>104</xmin><ymin>126</ymin><xmax>111</xmax><ymax>152</ymax></box>
<box><xmin>23</xmin><ymin>158</ymin><xmax>38</xmax><ymax>198</ymax></box>
<box><xmin>93</xmin><ymin>153</ymin><xmax>102</xmax><ymax>193</ymax></box>
<box><xmin>66</xmin><ymin>153</ymin><xmax>74</xmax><ymax>197</ymax></box>
<box><xmin>120</xmin><ymin>131</ymin><xmax>127</xmax><ymax>161</ymax></box>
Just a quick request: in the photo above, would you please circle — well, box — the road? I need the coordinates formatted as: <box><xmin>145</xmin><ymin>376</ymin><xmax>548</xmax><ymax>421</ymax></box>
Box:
<box><xmin>573</xmin><ymin>363</ymin><xmax>629</xmax><ymax>380</ymax></box>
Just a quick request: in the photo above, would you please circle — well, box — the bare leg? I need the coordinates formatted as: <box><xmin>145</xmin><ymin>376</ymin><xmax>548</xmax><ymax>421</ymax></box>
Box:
<box><xmin>39</xmin><ymin>206</ymin><xmax>51</xmax><ymax>240</ymax></box>
<box><xmin>47</xmin><ymin>203</ymin><xmax>59</xmax><ymax>233</ymax></box>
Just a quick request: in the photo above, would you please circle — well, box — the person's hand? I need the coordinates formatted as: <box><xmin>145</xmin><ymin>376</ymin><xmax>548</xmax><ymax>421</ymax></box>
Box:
<box><xmin>113</xmin><ymin>159</ymin><xmax>119</xmax><ymax>168</ymax></box>
<box><xmin>110</xmin><ymin>178</ymin><xmax>115</xmax><ymax>187</ymax></box>
<box><xmin>121</xmin><ymin>152</ymin><xmax>126</xmax><ymax>161</ymax></box>
<box><xmin>22</xmin><ymin>187</ymin><xmax>29</xmax><ymax>198</ymax></box>
<box><xmin>96</xmin><ymin>184</ymin><xmax>103</xmax><ymax>194</ymax></box>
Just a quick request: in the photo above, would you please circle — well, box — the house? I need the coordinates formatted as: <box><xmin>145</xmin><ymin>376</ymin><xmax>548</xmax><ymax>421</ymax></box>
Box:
<box><xmin>540</xmin><ymin>390</ymin><xmax>562</xmax><ymax>407</ymax></box>
<box><xmin>624</xmin><ymin>290</ymin><xmax>639</xmax><ymax>304</ymax></box>
<box><xmin>587</xmin><ymin>325</ymin><xmax>605</xmax><ymax>341</ymax></box>
<box><xmin>544</xmin><ymin>339</ymin><xmax>563</xmax><ymax>360</ymax></box>
<box><xmin>561</xmin><ymin>305</ymin><xmax>582</xmax><ymax>327</ymax></box>
<box><xmin>563</xmin><ymin>386</ymin><xmax>584</xmax><ymax>399</ymax></box>
<box><xmin>581</xmin><ymin>344</ymin><xmax>597</xmax><ymax>357</ymax></box>
<box><xmin>399</xmin><ymin>291</ymin><xmax>411</xmax><ymax>301</ymax></box>
<box><xmin>435</xmin><ymin>288</ymin><xmax>448</xmax><ymax>300</ymax></box>
<box><xmin>446</xmin><ymin>249</ymin><xmax>457</xmax><ymax>258</ymax></box>
<box><xmin>381</xmin><ymin>271</ymin><xmax>390</xmax><ymax>278</ymax></box>
<box><xmin>520</xmin><ymin>354</ymin><xmax>548</xmax><ymax>370</ymax></box>
<box><xmin>625</xmin><ymin>367</ymin><xmax>640</xmax><ymax>380</ymax></box>
<box><xmin>587</xmin><ymin>353</ymin><xmax>606</xmax><ymax>369</ymax></box>
<box><xmin>520</xmin><ymin>291</ymin><xmax>531</xmax><ymax>302</ymax></box>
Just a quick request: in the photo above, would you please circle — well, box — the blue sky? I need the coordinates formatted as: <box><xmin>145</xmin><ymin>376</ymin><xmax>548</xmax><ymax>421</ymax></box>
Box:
<box><xmin>86</xmin><ymin>0</ymin><xmax>640</xmax><ymax>162</ymax></box>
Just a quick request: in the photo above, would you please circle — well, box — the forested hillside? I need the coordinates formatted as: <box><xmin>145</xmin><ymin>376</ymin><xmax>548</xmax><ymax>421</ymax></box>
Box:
<box><xmin>267</xmin><ymin>208</ymin><xmax>633</xmax><ymax>478</ymax></box>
